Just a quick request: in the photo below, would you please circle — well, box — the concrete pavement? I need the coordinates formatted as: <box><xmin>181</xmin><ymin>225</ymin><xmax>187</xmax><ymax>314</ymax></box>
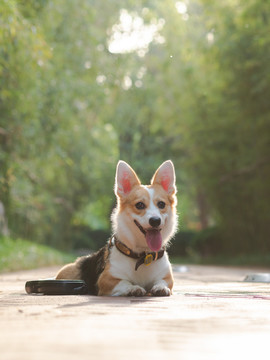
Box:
<box><xmin>1</xmin><ymin>264</ymin><xmax>270</xmax><ymax>360</ymax></box>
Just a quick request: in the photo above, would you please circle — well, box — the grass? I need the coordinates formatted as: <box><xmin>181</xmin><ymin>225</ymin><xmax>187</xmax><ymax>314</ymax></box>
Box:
<box><xmin>0</xmin><ymin>237</ymin><xmax>75</xmax><ymax>273</ymax></box>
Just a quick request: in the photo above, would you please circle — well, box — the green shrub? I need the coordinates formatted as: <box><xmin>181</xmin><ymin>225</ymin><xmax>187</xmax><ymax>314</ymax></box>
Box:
<box><xmin>0</xmin><ymin>237</ymin><xmax>74</xmax><ymax>273</ymax></box>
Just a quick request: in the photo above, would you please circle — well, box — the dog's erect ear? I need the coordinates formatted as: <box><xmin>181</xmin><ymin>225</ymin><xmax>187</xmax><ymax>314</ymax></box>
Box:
<box><xmin>115</xmin><ymin>161</ymin><xmax>141</xmax><ymax>197</ymax></box>
<box><xmin>151</xmin><ymin>160</ymin><xmax>176</xmax><ymax>195</ymax></box>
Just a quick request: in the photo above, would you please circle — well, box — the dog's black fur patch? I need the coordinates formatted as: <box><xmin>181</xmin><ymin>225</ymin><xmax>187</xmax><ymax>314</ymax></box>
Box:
<box><xmin>77</xmin><ymin>245</ymin><xmax>109</xmax><ymax>295</ymax></box>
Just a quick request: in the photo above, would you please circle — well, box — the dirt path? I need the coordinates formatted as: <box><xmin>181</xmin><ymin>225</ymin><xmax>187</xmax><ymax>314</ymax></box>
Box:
<box><xmin>1</xmin><ymin>264</ymin><xmax>270</xmax><ymax>360</ymax></box>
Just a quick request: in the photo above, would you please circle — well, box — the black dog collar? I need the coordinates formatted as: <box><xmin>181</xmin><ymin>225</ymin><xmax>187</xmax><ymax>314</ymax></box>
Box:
<box><xmin>110</xmin><ymin>236</ymin><xmax>165</xmax><ymax>271</ymax></box>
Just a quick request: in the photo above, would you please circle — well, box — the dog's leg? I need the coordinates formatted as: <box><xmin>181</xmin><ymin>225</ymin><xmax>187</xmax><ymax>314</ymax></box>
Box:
<box><xmin>110</xmin><ymin>280</ymin><xmax>147</xmax><ymax>297</ymax></box>
<box><xmin>56</xmin><ymin>263</ymin><xmax>81</xmax><ymax>280</ymax></box>
<box><xmin>99</xmin><ymin>276</ymin><xmax>146</xmax><ymax>297</ymax></box>
<box><xmin>98</xmin><ymin>261</ymin><xmax>146</xmax><ymax>296</ymax></box>
<box><xmin>98</xmin><ymin>273</ymin><xmax>146</xmax><ymax>296</ymax></box>
<box><xmin>150</xmin><ymin>271</ymin><xmax>174</xmax><ymax>296</ymax></box>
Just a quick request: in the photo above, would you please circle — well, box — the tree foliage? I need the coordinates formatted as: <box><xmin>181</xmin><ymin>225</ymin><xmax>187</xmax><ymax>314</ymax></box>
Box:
<box><xmin>0</xmin><ymin>0</ymin><xmax>269</xmax><ymax>254</ymax></box>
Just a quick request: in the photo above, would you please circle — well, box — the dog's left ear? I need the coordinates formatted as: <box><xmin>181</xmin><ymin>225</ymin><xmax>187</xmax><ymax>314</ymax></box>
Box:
<box><xmin>151</xmin><ymin>160</ymin><xmax>176</xmax><ymax>195</ymax></box>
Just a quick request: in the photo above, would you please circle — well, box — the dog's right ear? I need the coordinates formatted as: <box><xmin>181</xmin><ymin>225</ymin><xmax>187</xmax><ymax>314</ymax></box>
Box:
<box><xmin>115</xmin><ymin>161</ymin><xmax>141</xmax><ymax>197</ymax></box>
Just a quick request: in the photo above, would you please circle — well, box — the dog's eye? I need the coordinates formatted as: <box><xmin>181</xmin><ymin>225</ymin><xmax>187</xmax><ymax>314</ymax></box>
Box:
<box><xmin>157</xmin><ymin>201</ymin><xmax>166</xmax><ymax>209</ymax></box>
<box><xmin>135</xmin><ymin>202</ymin><xmax>146</xmax><ymax>210</ymax></box>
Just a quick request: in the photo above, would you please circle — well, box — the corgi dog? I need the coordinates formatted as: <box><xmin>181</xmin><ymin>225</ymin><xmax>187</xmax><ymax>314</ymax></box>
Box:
<box><xmin>56</xmin><ymin>160</ymin><xmax>178</xmax><ymax>296</ymax></box>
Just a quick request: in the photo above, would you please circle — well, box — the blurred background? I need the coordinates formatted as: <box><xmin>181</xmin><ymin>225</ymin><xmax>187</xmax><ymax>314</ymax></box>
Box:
<box><xmin>1</xmin><ymin>0</ymin><xmax>270</xmax><ymax>269</ymax></box>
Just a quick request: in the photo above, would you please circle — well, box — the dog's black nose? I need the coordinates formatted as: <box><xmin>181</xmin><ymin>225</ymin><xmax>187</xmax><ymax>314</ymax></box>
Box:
<box><xmin>149</xmin><ymin>217</ymin><xmax>161</xmax><ymax>228</ymax></box>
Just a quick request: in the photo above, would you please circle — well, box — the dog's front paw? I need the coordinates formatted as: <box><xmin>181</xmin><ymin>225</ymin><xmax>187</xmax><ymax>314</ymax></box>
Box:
<box><xmin>111</xmin><ymin>281</ymin><xmax>146</xmax><ymax>297</ymax></box>
<box><xmin>127</xmin><ymin>285</ymin><xmax>146</xmax><ymax>297</ymax></box>
<box><xmin>150</xmin><ymin>284</ymin><xmax>171</xmax><ymax>297</ymax></box>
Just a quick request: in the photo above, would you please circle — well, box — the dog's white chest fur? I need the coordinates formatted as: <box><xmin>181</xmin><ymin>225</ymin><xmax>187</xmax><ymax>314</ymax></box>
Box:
<box><xmin>109</xmin><ymin>246</ymin><xmax>172</xmax><ymax>291</ymax></box>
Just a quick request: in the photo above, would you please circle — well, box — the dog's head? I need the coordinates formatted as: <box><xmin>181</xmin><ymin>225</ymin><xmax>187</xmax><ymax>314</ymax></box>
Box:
<box><xmin>112</xmin><ymin>160</ymin><xmax>178</xmax><ymax>252</ymax></box>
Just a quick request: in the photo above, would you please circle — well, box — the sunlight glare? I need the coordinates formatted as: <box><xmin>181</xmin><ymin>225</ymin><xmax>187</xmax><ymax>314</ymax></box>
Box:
<box><xmin>122</xmin><ymin>75</ymin><xmax>132</xmax><ymax>90</ymax></box>
<box><xmin>108</xmin><ymin>9</ymin><xmax>165</xmax><ymax>55</ymax></box>
<box><xmin>84</xmin><ymin>61</ymin><xmax>91</xmax><ymax>69</ymax></box>
<box><xmin>96</xmin><ymin>75</ymin><xmax>106</xmax><ymax>85</ymax></box>
<box><xmin>206</xmin><ymin>32</ymin><xmax>215</xmax><ymax>44</ymax></box>
<box><xmin>175</xmin><ymin>1</ymin><xmax>187</xmax><ymax>15</ymax></box>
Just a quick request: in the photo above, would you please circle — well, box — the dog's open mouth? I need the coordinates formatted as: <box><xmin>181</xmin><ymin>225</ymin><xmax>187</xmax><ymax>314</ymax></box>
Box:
<box><xmin>134</xmin><ymin>220</ymin><xmax>162</xmax><ymax>252</ymax></box>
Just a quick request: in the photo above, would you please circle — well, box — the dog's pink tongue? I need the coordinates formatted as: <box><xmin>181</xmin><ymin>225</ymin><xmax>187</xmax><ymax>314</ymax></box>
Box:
<box><xmin>146</xmin><ymin>230</ymin><xmax>162</xmax><ymax>252</ymax></box>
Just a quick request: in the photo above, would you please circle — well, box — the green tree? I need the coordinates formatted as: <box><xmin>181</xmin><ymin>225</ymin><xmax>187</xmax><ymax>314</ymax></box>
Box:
<box><xmin>0</xmin><ymin>0</ymin><xmax>51</xmax><ymax>229</ymax></box>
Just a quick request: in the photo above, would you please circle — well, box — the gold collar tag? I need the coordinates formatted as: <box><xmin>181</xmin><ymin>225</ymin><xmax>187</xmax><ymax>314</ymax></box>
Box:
<box><xmin>144</xmin><ymin>254</ymin><xmax>154</xmax><ymax>266</ymax></box>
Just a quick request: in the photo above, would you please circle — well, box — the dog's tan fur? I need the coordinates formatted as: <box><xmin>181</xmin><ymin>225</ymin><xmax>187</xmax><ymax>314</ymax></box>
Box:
<box><xmin>56</xmin><ymin>263</ymin><xmax>81</xmax><ymax>280</ymax></box>
<box><xmin>97</xmin><ymin>263</ymin><xmax>121</xmax><ymax>296</ymax></box>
